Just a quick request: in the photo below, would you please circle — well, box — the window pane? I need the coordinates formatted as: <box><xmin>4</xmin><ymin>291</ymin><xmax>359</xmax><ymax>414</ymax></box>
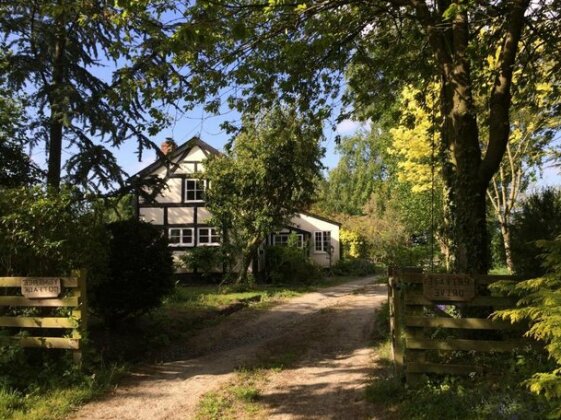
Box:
<box><xmin>182</xmin><ymin>229</ymin><xmax>193</xmax><ymax>244</ymax></box>
<box><xmin>315</xmin><ymin>232</ymin><xmax>323</xmax><ymax>251</ymax></box>
<box><xmin>199</xmin><ymin>228</ymin><xmax>209</xmax><ymax>243</ymax></box>
<box><xmin>169</xmin><ymin>229</ymin><xmax>180</xmax><ymax>244</ymax></box>
<box><xmin>323</xmin><ymin>232</ymin><xmax>331</xmax><ymax>253</ymax></box>
<box><xmin>186</xmin><ymin>179</ymin><xmax>205</xmax><ymax>201</ymax></box>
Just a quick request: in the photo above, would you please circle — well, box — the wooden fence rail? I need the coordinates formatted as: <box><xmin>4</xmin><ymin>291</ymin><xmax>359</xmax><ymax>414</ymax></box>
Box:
<box><xmin>388</xmin><ymin>269</ymin><xmax>527</xmax><ymax>384</ymax></box>
<box><xmin>0</xmin><ymin>270</ymin><xmax>87</xmax><ymax>365</ymax></box>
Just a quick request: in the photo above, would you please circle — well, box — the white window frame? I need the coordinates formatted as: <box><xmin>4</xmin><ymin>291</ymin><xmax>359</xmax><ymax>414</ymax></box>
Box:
<box><xmin>184</xmin><ymin>179</ymin><xmax>207</xmax><ymax>202</ymax></box>
<box><xmin>168</xmin><ymin>227</ymin><xmax>194</xmax><ymax>247</ymax></box>
<box><xmin>314</xmin><ymin>231</ymin><xmax>331</xmax><ymax>253</ymax></box>
<box><xmin>273</xmin><ymin>233</ymin><xmax>304</xmax><ymax>248</ymax></box>
<box><xmin>198</xmin><ymin>227</ymin><xmax>221</xmax><ymax>246</ymax></box>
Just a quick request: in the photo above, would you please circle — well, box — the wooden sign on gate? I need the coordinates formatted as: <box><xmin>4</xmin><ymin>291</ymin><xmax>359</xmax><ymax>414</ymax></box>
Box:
<box><xmin>21</xmin><ymin>278</ymin><xmax>61</xmax><ymax>299</ymax></box>
<box><xmin>422</xmin><ymin>274</ymin><xmax>476</xmax><ymax>302</ymax></box>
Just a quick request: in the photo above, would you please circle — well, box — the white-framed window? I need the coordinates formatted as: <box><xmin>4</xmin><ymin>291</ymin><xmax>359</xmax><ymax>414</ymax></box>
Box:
<box><xmin>198</xmin><ymin>227</ymin><xmax>221</xmax><ymax>246</ymax></box>
<box><xmin>185</xmin><ymin>179</ymin><xmax>206</xmax><ymax>202</ymax></box>
<box><xmin>273</xmin><ymin>233</ymin><xmax>304</xmax><ymax>248</ymax></box>
<box><xmin>314</xmin><ymin>231</ymin><xmax>331</xmax><ymax>253</ymax></box>
<box><xmin>168</xmin><ymin>228</ymin><xmax>194</xmax><ymax>247</ymax></box>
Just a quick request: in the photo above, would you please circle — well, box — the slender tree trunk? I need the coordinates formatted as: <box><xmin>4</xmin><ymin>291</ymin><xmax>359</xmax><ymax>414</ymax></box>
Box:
<box><xmin>47</xmin><ymin>9</ymin><xmax>66</xmax><ymax>191</ymax></box>
<box><xmin>236</xmin><ymin>238</ymin><xmax>261</xmax><ymax>285</ymax></box>
<box><xmin>499</xmin><ymin>222</ymin><xmax>514</xmax><ymax>273</ymax></box>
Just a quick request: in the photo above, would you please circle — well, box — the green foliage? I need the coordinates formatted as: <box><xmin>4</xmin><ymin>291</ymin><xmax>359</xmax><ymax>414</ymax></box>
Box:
<box><xmin>171</xmin><ymin>0</ymin><xmax>561</xmax><ymax>274</ymax></box>
<box><xmin>339</xmin><ymin>228</ymin><xmax>368</xmax><ymax>259</ymax></box>
<box><xmin>89</xmin><ymin>220</ymin><xmax>174</xmax><ymax>324</ymax></box>
<box><xmin>1</xmin><ymin>0</ymin><xmax>182</xmax><ymax>190</ymax></box>
<box><xmin>0</xmin><ymin>187</ymin><xmax>108</xmax><ymax>277</ymax></box>
<box><xmin>0</xmin><ymin>342</ymin><xmax>122</xmax><ymax>420</ymax></box>
<box><xmin>493</xmin><ymin>235</ymin><xmax>561</xmax><ymax>416</ymax></box>
<box><xmin>180</xmin><ymin>246</ymin><xmax>231</xmax><ymax>279</ymax></box>
<box><xmin>319</xmin><ymin>128</ymin><xmax>390</xmax><ymax>215</ymax></box>
<box><xmin>332</xmin><ymin>258</ymin><xmax>376</xmax><ymax>277</ymax></box>
<box><xmin>0</xmin><ymin>56</ymin><xmax>38</xmax><ymax>188</ymax></box>
<box><xmin>205</xmin><ymin>106</ymin><xmax>323</xmax><ymax>283</ymax></box>
<box><xmin>264</xmin><ymin>241</ymin><xmax>321</xmax><ymax>285</ymax></box>
<box><xmin>510</xmin><ymin>188</ymin><xmax>561</xmax><ymax>277</ymax></box>
<box><xmin>366</xmin><ymin>340</ymin><xmax>552</xmax><ymax>419</ymax></box>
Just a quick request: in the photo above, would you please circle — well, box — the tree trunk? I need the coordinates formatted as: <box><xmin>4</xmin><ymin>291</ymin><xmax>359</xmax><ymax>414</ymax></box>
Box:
<box><xmin>236</xmin><ymin>238</ymin><xmax>261</xmax><ymax>286</ymax></box>
<box><xmin>416</xmin><ymin>0</ymin><xmax>529</xmax><ymax>275</ymax></box>
<box><xmin>499</xmin><ymin>222</ymin><xmax>514</xmax><ymax>273</ymax></box>
<box><xmin>47</xmin><ymin>9</ymin><xmax>66</xmax><ymax>191</ymax></box>
<box><xmin>453</xmin><ymin>176</ymin><xmax>489</xmax><ymax>274</ymax></box>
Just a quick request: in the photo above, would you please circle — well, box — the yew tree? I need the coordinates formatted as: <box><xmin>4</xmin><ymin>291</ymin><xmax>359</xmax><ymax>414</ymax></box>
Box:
<box><xmin>0</xmin><ymin>0</ymin><xmax>183</xmax><ymax>191</ymax></box>
<box><xmin>172</xmin><ymin>1</ymin><xmax>561</xmax><ymax>274</ymax></box>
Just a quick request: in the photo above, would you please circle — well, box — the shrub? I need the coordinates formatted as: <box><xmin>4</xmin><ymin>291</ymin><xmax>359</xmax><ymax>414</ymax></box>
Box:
<box><xmin>340</xmin><ymin>228</ymin><xmax>368</xmax><ymax>259</ymax></box>
<box><xmin>511</xmin><ymin>188</ymin><xmax>561</xmax><ymax>277</ymax></box>
<box><xmin>179</xmin><ymin>246</ymin><xmax>230</xmax><ymax>279</ymax></box>
<box><xmin>493</xmin><ymin>235</ymin><xmax>561</xmax><ymax>417</ymax></box>
<box><xmin>332</xmin><ymin>257</ymin><xmax>376</xmax><ymax>276</ymax></box>
<box><xmin>89</xmin><ymin>220</ymin><xmax>174</xmax><ymax>324</ymax></box>
<box><xmin>264</xmin><ymin>239</ymin><xmax>321</xmax><ymax>284</ymax></box>
<box><xmin>0</xmin><ymin>187</ymin><xmax>108</xmax><ymax>277</ymax></box>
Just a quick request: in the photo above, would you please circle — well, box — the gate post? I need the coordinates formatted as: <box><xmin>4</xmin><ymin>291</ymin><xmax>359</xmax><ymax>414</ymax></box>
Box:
<box><xmin>389</xmin><ymin>270</ymin><xmax>405</xmax><ymax>381</ymax></box>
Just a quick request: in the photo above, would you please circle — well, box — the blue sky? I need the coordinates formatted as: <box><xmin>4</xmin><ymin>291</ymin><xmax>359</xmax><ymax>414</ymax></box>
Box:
<box><xmin>109</xmin><ymin>106</ymin><xmax>363</xmax><ymax>178</ymax></box>
<box><xmin>30</xmin><ymin>105</ymin><xmax>559</xmax><ymax>187</ymax></box>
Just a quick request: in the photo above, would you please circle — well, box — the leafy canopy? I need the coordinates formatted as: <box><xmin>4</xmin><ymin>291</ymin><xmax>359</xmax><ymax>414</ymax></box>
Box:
<box><xmin>0</xmin><ymin>0</ymin><xmax>183</xmax><ymax>190</ymax></box>
<box><xmin>204</xmin><ymin>106</ymin><xmax>323</xmax><ymax>282</ymax></box>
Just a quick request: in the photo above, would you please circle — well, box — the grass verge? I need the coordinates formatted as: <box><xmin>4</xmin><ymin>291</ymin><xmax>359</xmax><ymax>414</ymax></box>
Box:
<box><xmin>365</xmin><ymin>339</ymin><xmax>553</xmax><ymax>419</ymax></box>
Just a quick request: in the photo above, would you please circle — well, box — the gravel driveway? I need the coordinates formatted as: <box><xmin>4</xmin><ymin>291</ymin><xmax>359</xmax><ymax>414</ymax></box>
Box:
<box><xmin>73</xmin><ymin>276</ymin><xmax>387</xmax><ymax>419</ymax></box>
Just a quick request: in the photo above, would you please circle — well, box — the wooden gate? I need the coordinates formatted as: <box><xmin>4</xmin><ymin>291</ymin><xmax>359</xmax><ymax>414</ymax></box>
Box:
<box><xmin>388</xmin><ymin>269</ymin><xmax>525</xmax><ymax>384</ymax></box>
<box><xmin>0</xmin><ymin>269</ymin><xmax>87</xmax><ymax>365</ymax></box>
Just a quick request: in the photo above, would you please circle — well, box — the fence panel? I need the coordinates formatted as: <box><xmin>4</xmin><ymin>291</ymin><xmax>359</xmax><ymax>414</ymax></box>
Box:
<box><xmin>388</xmin><ymin>270</ymin><xmax>526</xmax><ymax>384</ymax></box>
<box><xmin>0</xmin><ymin>269</ymin><xmax>86</xmax><ymax>365</ymax></box>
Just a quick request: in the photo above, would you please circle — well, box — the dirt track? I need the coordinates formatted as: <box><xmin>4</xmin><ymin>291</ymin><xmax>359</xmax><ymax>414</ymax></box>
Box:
<box><xmin>73</xmin><ymin>277</ymin><xmax>387</xmax><ymax>419</ymax></box>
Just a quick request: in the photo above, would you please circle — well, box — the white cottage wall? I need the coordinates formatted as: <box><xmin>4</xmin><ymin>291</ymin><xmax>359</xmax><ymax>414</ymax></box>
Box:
<box><xmin>139</xmin><ymin>207</ymin><xmax>164</xmax><ymax>225</ymax></box>
<box><xmin>290</xmin><ymin>213</ymin><xmax>340</xmax><ymax>267</ymax></box>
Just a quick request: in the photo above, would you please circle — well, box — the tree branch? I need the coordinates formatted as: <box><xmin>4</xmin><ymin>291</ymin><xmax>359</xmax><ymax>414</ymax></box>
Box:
<box><xmin>481</xmin><ymin>0</ymin><xmax>530</xmax><ymax>184</ymax></box>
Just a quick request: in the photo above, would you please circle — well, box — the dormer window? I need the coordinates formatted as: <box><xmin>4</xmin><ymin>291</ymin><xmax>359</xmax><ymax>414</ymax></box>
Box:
<box><xmin>185</xmin><ymin>179</ymin><xmax>206</xmax><ymax>202</ymax></box>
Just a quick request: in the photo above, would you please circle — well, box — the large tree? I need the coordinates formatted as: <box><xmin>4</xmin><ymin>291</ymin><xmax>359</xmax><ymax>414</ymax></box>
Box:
<box><xmin>171</xmin><ymin>1</ymin><xmax>561</xmax><ymax>273</ymax></box>
<box><xmin>204</xmin><ymin>106</ymin><xmax>323</xmax><ymax>284</ymax></box>
<box><xmin>0</xmin><ymin>0</ymin><xmax>182</xmax><ymax>191</ymax></box>
<box><xmin>319</xmin><ymin>125</ymin><xmax>391</xmax><ymax>216</ymax></box>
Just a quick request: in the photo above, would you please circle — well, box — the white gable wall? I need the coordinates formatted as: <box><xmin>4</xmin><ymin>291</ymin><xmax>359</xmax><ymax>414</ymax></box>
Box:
<box><xmin>290</xmin><ymin>213</ymin><xmax>340</xmax><ymax>267</ymax></box>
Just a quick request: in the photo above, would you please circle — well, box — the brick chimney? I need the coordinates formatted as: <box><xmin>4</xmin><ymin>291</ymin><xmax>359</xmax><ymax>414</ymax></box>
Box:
<box><xmin>160</xmin><ymin>139</ymin><xmax>177</xmax><ymax>156</ymax></box>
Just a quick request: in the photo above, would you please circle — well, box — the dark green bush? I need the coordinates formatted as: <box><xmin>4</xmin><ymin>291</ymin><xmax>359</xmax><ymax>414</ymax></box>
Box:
<box><xmin>0</xmin><ymin>187</ymin><xmax>108</xmax><ymax>277</ymax></box>
<box><xmin>511</xmin><ymin>188</ymin><xmax>561</xmax><ymax>277</ymax></box>
<box><xmin>264</xmin><ymin>244</ymin><xmax>321</xmax><ymax>284</ymax></box>
<box><xmin>89</xmin><ymin>220</ymin><xmax>174</xmax><ymax>324</ymax></box>
<box><xmin>179</xmin><ymin>246</ymin><xmax>230</xmax><ymax>279</ymax></box>
<box><xmin>332</xmin><ymin>257</ymin><xmax>376</xmax><ymax>276</ymax></box>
